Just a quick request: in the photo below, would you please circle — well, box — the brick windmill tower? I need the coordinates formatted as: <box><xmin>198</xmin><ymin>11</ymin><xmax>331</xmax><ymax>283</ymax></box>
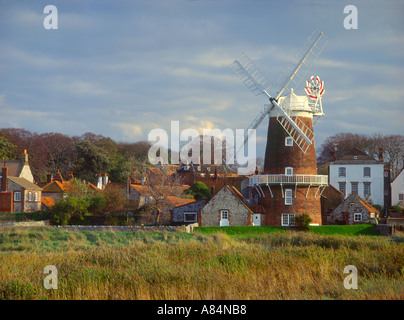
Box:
<box><xmin>231</xmin><ymin>30</ymin><xmax>328</xmax><ymax>226</ymax></box>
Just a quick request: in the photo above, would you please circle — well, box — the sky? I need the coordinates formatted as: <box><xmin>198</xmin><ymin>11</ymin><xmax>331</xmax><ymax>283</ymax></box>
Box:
<box><xmin>0</xmin><ymin>0</ymin><xmax>403</xmax><ymax>160</ymax></box>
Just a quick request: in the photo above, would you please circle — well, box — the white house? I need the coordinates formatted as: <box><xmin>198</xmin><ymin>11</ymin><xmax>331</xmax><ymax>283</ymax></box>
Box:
<box><xmin>329</xmin><ymin>148</ymin><xmax>384</xmax><ymax>207</ymax></box>
<box><xmin>391</xmin><ymin>168</ymin><xmax>404</xmax><ymax>206</ymax></box>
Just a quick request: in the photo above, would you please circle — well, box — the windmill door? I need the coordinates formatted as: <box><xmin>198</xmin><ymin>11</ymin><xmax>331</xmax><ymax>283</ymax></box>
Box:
<box><xmin>220</xmin><ymin>210</ymin><xmax>229</xmax><ymax>226</ymax></box>
<box><xmin>253</xmin><ymin>214</ymin><xmax>261</xmax><ymax>226</ymax></box>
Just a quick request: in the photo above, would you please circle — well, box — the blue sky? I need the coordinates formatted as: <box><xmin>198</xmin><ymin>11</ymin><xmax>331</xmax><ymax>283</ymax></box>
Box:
<box><xmin>0</xmin><ymin>0</ymin><xmax>403</xmax><ymax>159</ymax></box>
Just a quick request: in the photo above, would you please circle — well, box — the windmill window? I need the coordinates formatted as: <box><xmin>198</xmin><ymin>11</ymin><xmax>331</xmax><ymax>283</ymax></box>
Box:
<box><xmin>285</xmin><ymin>189</ymin><xmax>293</xmax><ymax>205</ymax></box>
<box><xmin>281</xmin><ymin>213</ymin><xmax>295</xmax><ymax>226</ymax></box>
<box><xmin>285</xmin><ymin>167</ymin><xmax>293</xmax><ymax>176</ymax></box>
<box><xmin>338</xmin><ymin>167</ymin><xmax>346</xmax><ymax>177</ymax></box>
<box><xmin>285</xmin><ymin>137</ymin><xmax>293</xmax><ymax>147</ymax></box>
<box><xmin>363</xmin><ymin>167</ymin><xmax>371</xmax><ymax>177</ymax></box>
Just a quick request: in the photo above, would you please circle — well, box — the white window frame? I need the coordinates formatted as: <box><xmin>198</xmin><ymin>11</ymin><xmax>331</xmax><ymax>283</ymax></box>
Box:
<box><xmin>221</xmin><ymin>210</ymin><xmax>229</xmax><ymax>220</ymax></box>
<box><xmin>34</xmin><ymin>192</ymin><xmax>38</xmax><ymax>202</ymax></box>
<box><xmin>354</xmin><ymin>213</ymin><xmax>362</xmax><ymax>222</ymax></box>
<box><xmin>399</xmin><ymin>194</ymin><xmax>404</xmax><ymax>201</ymax></box>
<box><xmin>363</xmin><ymin>167</ymin><xmax>371</xmax><ymax>177</ymax></box>
<box><xmin>281</xmin><ymin>213</ymin><xmax>295</xmax><ymax>226</ymax></box>
<box><xmin>364</xmin><ymin>183</ymin><xmax>371</xmax><ymax>197</ymax></box>
<box><xmin>338</xmin><ymin>167</ymin><xmax>346</xmax><ymax>177</ymax></box>
<box><xmin>184</xmin><ymin>212</ymin><xmax>197</xmax><ymax>223</ymax></box>
<box><xmin>351</xmin><ymin>182</ymin><xmax>358</xmax><ymax>194</ymax></box>
<box><xmin>285</xmin><ymin>137</ymin><xmax>293</xmax><ymax>147</ymax></box>
<box><xmin>339</xmin><ymin>183</ymin><xmax>346</xmax><ymax>196</ymax></box>
<box><xmin>285</xmin><ymin>167</ymin><xmax>293</xmax><ymax>176</ymax></box>
<box><xmin>285</xmin><ymin>189</ymin><xmax>293</xmax><ymax>205</ymax></box>
<box><xmin>14</xmin><ymin>192</ymin><xmax>21</xmax><ymax>202</ymax></box>
<box><xmin>28</xmin><ymin>191</ymin><xmax>32</xmax><ymax>201</ymax></box>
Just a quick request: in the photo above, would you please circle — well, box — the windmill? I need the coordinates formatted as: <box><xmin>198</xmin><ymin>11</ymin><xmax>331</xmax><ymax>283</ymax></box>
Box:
<box><xmin>231</xmin><ymin>30</ymin><xmax>329</xmax><ymax>226</ymax></box>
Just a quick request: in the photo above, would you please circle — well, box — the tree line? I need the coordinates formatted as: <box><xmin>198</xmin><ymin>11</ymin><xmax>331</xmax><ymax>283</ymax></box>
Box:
<box><xmin>0</xmin><ymin>128</ymin><xmax>152</xmax><ymax>184</ymax></box>
<box><xmin>1</xmin><ymin>128</ymin><xmax>403</xmax><ymax>182</ymax></box>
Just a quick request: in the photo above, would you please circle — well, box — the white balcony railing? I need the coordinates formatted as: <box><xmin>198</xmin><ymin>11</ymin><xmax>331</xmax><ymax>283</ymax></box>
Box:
<box><xmin>249</xmin><ymin>174</ymin><xmax>328</xmax><ymax>186</ymax></box>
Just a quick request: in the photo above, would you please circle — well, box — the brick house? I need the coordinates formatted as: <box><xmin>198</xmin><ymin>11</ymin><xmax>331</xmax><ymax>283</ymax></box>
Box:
<box><xmin>200</xmin><ymin>185</ymin><xmax>253</xmax><ymax>226</ymax></box>
<box><xmin>0</xmin><ymin>151</ymin><xmax>43</xmax><ymax>213</ymax></box>
<box><xmin>7</xmin><ymin>176</ymin><xmax>42</xmax><ymax>212</ymax></box>
<box><xmin>41</xmin><ymin>170</ymin><xmax>99</xmax><ymax>205</ymax></box>
<box><xmin>327</xmin><ymin>193</ymin><xmax>379</xmax><ymax>225</ymax></box>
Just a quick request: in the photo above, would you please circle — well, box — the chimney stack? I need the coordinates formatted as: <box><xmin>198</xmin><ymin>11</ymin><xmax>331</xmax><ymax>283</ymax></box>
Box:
<box><xmin>329</xmin><ymin>149</ymin><xmax>337</xmax><ymax>162</ymax></box>
<box><xmin>210</xmin><ymin>185</ymin><xmax>215</xmax><ymax>197</ymax></box>
<box><xmin>102</xmin><ymin>173</ymin><xmax>108</xmax><ymax>189</ymax></box>
<box><xmin>47</xmin><ymin>173</ymin><xmax>53</xmax><ymax>184</ymax></box>
<box><xmin>20</xmin><ymin>149</ymin><xmax>29</xmax><ymax>164</ymax></box>
<box><xmin>1</xmin><ymin>165</ymin><xmax>8</xmax><ymax>192</ymax></box>
<box><xmin>97</xmin><ymin>173</ymin><xmax>102</xmax><ymax>189</ymax></box>
<box><xmin>378</xmin><ymin>148</ymin><xmax>384</xmax><ymax>162</ymax></box>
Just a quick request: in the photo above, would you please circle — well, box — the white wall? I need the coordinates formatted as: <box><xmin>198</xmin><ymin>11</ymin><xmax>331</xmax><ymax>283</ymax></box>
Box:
<box><xmin>391</xmin><ymin>170</ymin><xmax>404</xmax><ymax>206</ymax></box>
<box><xmin>329</xmin><ymin>163</ymin><xmax>384</xmax><ymax>206</ymax></box>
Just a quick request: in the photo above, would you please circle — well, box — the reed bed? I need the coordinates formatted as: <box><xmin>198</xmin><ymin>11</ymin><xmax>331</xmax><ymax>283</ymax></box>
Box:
<box><xmin>0</xmin><ymin>227</ymin><xmax>403</xmax><ymax>300</ymax></box>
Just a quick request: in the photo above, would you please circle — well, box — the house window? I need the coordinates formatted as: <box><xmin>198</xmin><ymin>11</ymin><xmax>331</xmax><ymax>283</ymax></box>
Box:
<box><xmin>351</xmin><ymin>182</ymin><xmax>358</xmax><ymax>194</ymax></box>
<box><xmin>285</xmin><ymin>189</ymin><xmax>293</xmax><ymax>205</ymax></box>
<box><xmin>354</xmin><ymin>213</ymin><xmax>362</xmax><ymax>222</ymax></box>
<box><xmin>184</xmin><ymin>212</ymin><xmax>197</xmax><ymax>223</ymax></box>
<box><xmin>281</xmin><ymin>213</ymin><xmax>295</xmax><ymax>226</ymax></box>
<box><xmin>348</xmin><ymin>202</ymin><xmax>354</xmax><ymax>208</ymax></box>
<box><xmin>339</xmin><ymin>183</ymin><xmax>346</xmax><ymax>196</ymax></box>
<box><xmin>285</xmin><ymin>137</ymin><xmax>293</xmax><ymax>147</ymax></box>
<box><xmin>34</xmin><ymin>192</ymin><xmax>38</xmax><ymax>202</ymax></box>
<box><xmin>14</xmin><ymin>192</ymin><xmax>21</xmax><ymax>202</ymax></box>
<box><xmin>285</xmin><ymin>167</ymin><xmax>293</xmax><ymax>176</ymax></box>
<box><xmin>363</xmin><ymin>167</ymin><xmax>371</xmax><ymax>177</ymax></box>
<box><xmin>399</xmin><ymin>194</ymin><xmax>404</xmax><ymax>201</ymax></box>
<box><xmin>338</xmin><ymin>167</ymin><xmax>346</xmax><ymax>177</ymax></box>
<box><xmin>364</xmin><ymin>183</ymin><xmax>371</xmax><ymax>197</ymax></box>
<box><xmin>221</xmin><ymin>210</ymin><xmax>229</xmax><ymax>220</ymax></box>
<box><xmin>28</xmin><ymin>192</ymin><xmax>32</xmax><ymax>201</ymax></box>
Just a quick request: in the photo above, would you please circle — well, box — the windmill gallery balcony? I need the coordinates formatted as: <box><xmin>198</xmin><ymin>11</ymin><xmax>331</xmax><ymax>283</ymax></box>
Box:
<box><xmin>249</xmin><ymin>174</ymin><xmax>328</xmax><ymax>187</ymax></box>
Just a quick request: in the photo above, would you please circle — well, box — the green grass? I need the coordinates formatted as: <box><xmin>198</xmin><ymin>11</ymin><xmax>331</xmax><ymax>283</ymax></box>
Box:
<box><xmin>195</xmin><ymin>224</ymin><xmax>380</xmax><ymax>237</ymax></box>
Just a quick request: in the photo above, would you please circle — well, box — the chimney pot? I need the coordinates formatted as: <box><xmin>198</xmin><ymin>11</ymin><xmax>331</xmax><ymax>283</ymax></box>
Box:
<box><xmin>1</xmin><ymin>167</ymin><xmax>8</xmax><ymax>192</ymax></box>
<box><xmin>378</xmin><ymin>148</ymin><xmax>384</xmax><ymax>162</ymax></box>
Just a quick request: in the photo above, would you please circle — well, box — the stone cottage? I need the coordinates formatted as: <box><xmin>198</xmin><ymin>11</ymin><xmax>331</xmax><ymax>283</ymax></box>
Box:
<box><xmin>328</xmin><ymin>193</ymin><xmax>379</xmax><ymax>225</ymax></box>
<box><xmin>200</xmin><ymin>185</ymin><xmax>253</xmax><ymax>226</ymax></box>
<box><xmin>170</xmin><ymin>199</ymin><xmax>207</xmax><ymax>225</ymax></box>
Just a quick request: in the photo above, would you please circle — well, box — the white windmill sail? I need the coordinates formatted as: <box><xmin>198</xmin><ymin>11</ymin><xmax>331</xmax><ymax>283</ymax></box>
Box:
<box><xmin>230</xmin><ymin>30</ymin><xmax>328</xmax><ymax>158</ymax></box>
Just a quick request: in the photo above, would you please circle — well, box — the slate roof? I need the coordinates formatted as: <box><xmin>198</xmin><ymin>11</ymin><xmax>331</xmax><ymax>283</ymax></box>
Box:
<box><xmin>8</xmin><ymin>176</ymin><xmax>42</xmax><ymax>190</ymax></box>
